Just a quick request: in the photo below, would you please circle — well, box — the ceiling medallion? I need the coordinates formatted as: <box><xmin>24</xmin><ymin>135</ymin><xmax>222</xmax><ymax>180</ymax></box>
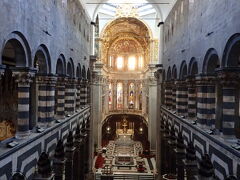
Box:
<box><xmin>115</xmin><ymin>3</ymin><xmax>139</xmax><ymax>18</ymax></box>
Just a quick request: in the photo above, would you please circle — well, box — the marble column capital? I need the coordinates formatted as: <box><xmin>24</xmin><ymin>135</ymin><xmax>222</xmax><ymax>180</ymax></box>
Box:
<box><xmin>195</xmin><ymin>74</ymin><xmax>216</xmax><ymax>86</ymax></box>
<box><xmin>175</xmin><ymin>80</ymin><xmax>187</xmax><ymax>87</ymax></box>
<box><xmin>216</xmin><ymin>67</ymin><xmax>240</xmax><ymax>87</ymax></box>
<box><xmin>57</xmin><ymin>75</ymin><xmax>67</xmax><ymax>86</ymax></box>
<box><xmin>186</xmin><ymin>76</ymin><xmax>196</xmax><ymax>88</ymax></box>
<box><xmin>148</xmin><ymin>76</ymin><xmax>158</xmax><ymax>85</ymax></box>
<box><xmin>36</xmin><ymin>74</ymin><xmax>57</xmax><ymax>85</ymax></box>
<box><xmin>12</xmin><ymin>67</ymin><xmax>36</xmax><ymax>86</ymax></box>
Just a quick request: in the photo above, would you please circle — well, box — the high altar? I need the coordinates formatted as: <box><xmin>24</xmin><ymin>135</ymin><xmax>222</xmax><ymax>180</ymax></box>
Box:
<box><xmin>116</xmin><ymin>117</ymin><xmax>134</xmax><ymax>139</ymax></box>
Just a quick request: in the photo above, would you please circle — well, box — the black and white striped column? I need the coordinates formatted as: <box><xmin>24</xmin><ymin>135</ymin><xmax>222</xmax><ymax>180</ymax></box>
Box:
<box><xmin>37</xmin><ymin>75</ymin><xmax>57</xmax><ymax>127</ymax></box>
<box><xmin>13</xmin><ymin>69</ymin><xmax>35</xmax><ymax>138</ymax></box>
<box><xmin>196</xmin><ymin>75</ymin><xmax>208</xmax><ymax>126</ymax></box>
<box><xmin>76</xmin><ymin>79</ymin><xmax>81</xmax><ymax>110</ymax></box>
<box><xmin>65</xmin><ymin>78</ymin><xmax>76</xmax><ymax>115</ymax></box>
<box><xmin>196</xmin><ymin>75</ymin><xmax>216</xmax><ymax>128</ymax></box>
<box><xmin>206</xmin><ymin>80</ymin><xmax>216</xmax><ymax>129</ymax></box>
<box><xmin>187</xmin><ymin>76</ymin><xmax>197</xmax><ymax>119</ymax></box>
<box><xmin>80</xmin><ymin>79</ymin><xmax>88</xmax><ymax>107</ymax></box>
<box><xmin>165</xmin><ymin>81</ymin><xmax>172</xmax><ymax>109</ymax></box>
<box><xmin>176</xmin><ymin>80</ymin><xmax>188</xmax><ymax>117</ymax></box>
<box><xmin>87</xmin><ymin>82</ymin><xmax>90</xmax><ymax>105</ymax></box>
<box><xmin>172</xmin><ymin>81</ymin><xmax>176</xmax><ymax>110</ymax></box>
<box><xmin>56</xmin><ymin>76</ymin><xmax>65</xmax><ymax>119</ymax></box>
<box><xmin>218</xmin><ymin>68</ymin><xmax>240</xmax><ymax>138</ymax></box>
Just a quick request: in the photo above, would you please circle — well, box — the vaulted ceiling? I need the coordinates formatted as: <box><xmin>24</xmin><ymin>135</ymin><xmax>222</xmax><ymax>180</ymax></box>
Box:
<box><xmin>80</xmin><ymin>0</ymin><xmax>177</xmax><ymax>21</ymax></box>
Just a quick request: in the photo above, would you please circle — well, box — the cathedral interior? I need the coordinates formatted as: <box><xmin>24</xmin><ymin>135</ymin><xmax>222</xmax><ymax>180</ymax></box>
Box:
<box><xmin>0</xmin><ymin>0</ymin><xmax>240</xmax><ymax>180</ymax></box>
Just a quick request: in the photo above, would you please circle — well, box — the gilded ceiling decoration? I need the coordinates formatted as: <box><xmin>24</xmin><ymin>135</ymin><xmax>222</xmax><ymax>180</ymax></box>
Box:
<box><xmin>100</xmin><ymin>17</ymin><xmax>151</xmax><ymax>64</ymax></box>
<box><xmin>109</xmin><ymin>39</ymin><xmax>143</xmax><ymax>55</ymax></box>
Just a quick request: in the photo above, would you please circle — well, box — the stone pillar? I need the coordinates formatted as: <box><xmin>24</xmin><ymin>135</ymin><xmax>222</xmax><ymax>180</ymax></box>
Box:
<box><xmin>87</xmin><ymin>81</ymin><xmax>91</xmax><ymax>105</ymax></box>
<box><xmin>165</xmin><ymin>81</ymin><xmax>172</xmax><ymax>109</ymax></box>
<box><xmin>12</xmin><ymin>69</ymin><xmax>35</xmax><ymax>139</ymax></box>
<box><xmin>172</xmin><ymin>81</ymin><xmax>176</xmax><ymax>110</ymax></box>
<box><xmin>176</xmin><ymin>80</ymin><xmax>188</xmax><ymax>117</ymax></box>
<box><xmin>196</xmin><ymin>75</ymin><xmax>216</xmax><ymax>129</ymax></box>
<box><xmin>53</xmin><ymin>140</ymin><xmax>66</xmax><ymax>180</ymax></box>
<box><xmin>65</xmin><ymin>78</ymin><xmax>76</xmax><ymax>115</ymax></box>
<box><xmin>46</xmin><ymin>75</ymin><xmax>57</xmax><ymax>125</ymax></box>
<box><xmin>187</xmin><ymin>76</ymin><xmax>197</xmax><ymax>119</ymax></box>
<box><xmin>80</xmin><ymin>79</ymin><xmax>87</xmax><ymax>107</ymax></box>
<box><xmin>65</xmin><ymin>131</ymin><xmax>76</xmax><ymax>180</ymax></box>
<box><xmin>34</xmin><ymin>152</ymin><xmax>54</xmax><ymax>180</ymax></box>
<box><xmin>104</xmin><ymin>81</ymin><xmax>109</xmax><ymax>114</ymax></box>
<box><xmin>217</xmin><ymin>68</ymin><xmax>240</xmax><ymax>138</ymax></box>
<box><xmin>92</xmin><ymin>71</ymin><xmax>103</xmax><ymax>148</ymax></box>
<box><xmin>37</xmin><ymin>75</ymin><xmax>57</xmax><ymax>127</ymax></box>
<box><xmin>56</xmin><ymin>76</ymin><xmax>66</xmax><ymax>119</ymax></box>
<box><xmin>75</xmin><ymin>79</ymin><xmax>81</xmax><ymax>110</ymax></box>
<box><xmin>148</xmin><ymin>70</ymin><xmax>158</xmax><ymax>151</ymax></box>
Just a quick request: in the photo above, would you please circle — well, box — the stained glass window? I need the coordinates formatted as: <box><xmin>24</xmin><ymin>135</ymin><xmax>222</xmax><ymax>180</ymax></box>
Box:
<box><xmin>117</xmin><ymin>83</ymin><xmax>123</xmax><ymax>109</ymax></box>
<box><xmin>129</xmin><ymin>83</ymin><xmax>135</xmax><ymax>109</ymax></box>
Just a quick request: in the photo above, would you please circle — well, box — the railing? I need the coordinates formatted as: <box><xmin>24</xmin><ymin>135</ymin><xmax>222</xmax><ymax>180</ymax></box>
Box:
<box><xmin>96</xmin><ymin>174</ymin><xmax>155</xmax><ymax>180</ymax></box>
<box><xmin>160</xmin><ymin>106</ymin><xmax>240</xmax><ymax>179</ymax></box>
<box><xmin>0</xmin><ymin>106</ymin><xmax>91</xmax><ymax>179</ymax></box>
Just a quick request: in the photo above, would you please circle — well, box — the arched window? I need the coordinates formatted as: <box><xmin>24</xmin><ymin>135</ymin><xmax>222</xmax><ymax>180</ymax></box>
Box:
<box><xmin>129</xmin><ymin>83</ymin><xmax>135</xmax><ymax>109</ymax></box>
<box><xmin>128</xmin><ymin>56</ymin><xmax>136</xmax><ymax>70</ymax></box>
<box><xmin>117</xmin><ymin>56</ymin><xmax>124</xmax><ymax>70</ymax></box>
<box><xmin>117</xmin><ymin>82</ymin><xmax>123</xmax><ymax>109</ymax></box>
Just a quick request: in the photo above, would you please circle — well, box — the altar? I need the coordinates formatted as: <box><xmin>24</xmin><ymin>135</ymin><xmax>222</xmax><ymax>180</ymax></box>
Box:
<box><xmin>116</xmin><ymin>116</ymin><xmax>134</xmax><ymax>139</ymax></box>
<box><xmin>94</xmin><ymin>116</ymin><xmax>156</xmax><ymax>179</ymax></box>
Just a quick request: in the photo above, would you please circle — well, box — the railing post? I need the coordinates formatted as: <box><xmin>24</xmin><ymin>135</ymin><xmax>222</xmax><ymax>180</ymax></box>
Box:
<box><xmin>33</xmin><ymin>152</ymin><xmax>54</xmax><ymax>180</ymax></box>
<box><xmin>65</xmin><ymin>131</ymin><xmax>76</xmax><ymax>180</ymax></box>
<box><xmin>183</xmin><ymin>142</ymin><xmax>198</xmax><ymax>179</ymax></box>
<box><xmin>53</xmin><ymin>140</ymin><xmax>66</xmax><ymax>180</ymax></box>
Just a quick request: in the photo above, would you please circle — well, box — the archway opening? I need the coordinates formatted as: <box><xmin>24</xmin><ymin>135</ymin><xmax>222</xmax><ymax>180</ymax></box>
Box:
<box><xmin>102</xmin><ymin>114</ymin><xmax>149</xmax><ymax>151</ymax></box>
<box><xmin>0</xmin><ymin>39</ymin><xmax>28</xmax><ymax>140</ymax></box>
